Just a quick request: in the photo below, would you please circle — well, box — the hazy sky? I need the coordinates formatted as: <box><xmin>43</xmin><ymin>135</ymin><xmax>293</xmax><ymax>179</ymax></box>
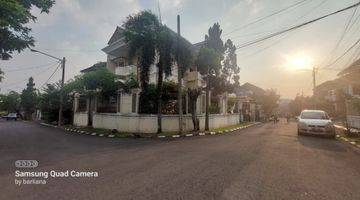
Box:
<box><xmin>1</xmin><ymin>0</ymin><xmax>359</xmax><ymax>98</ymax></box>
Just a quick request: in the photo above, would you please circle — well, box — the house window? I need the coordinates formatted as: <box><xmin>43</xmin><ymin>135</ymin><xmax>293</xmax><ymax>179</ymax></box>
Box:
<box><xmin>132</xmin><ymin>93</ymin><xmax>137</xmax><ymax>113</ymax></box>
<box><xmin>114</xmin><ymin>57</ymin><xmax>127</xmax><ymax>67</ymax></box>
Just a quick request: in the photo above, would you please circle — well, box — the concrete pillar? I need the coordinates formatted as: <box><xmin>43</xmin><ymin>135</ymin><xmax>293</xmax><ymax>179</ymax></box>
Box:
<box><xmin>117</xmin><ymin>89</ymin><xmax>123</xmax><ymax>113</ymax></box>
<box><xmin>73</xmin><ymin>93</ymin><xmax>80</xmax><ymax>113</ymax></box>
<box><xmin>131</xmin><ymin>88</ymin><xmax>141</xmax><ymax>114</ymax></box>
<box><xmin>185</xmin><ymin>92</ymin><xmax>189</xmax><ymax>114</ymax></box>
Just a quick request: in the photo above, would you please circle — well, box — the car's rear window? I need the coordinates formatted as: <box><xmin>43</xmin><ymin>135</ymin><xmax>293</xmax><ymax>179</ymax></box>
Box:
<box><xmin>301</xmin><ymin>112</ymin><xmax>328</xmax><ymax>119</ymax></box>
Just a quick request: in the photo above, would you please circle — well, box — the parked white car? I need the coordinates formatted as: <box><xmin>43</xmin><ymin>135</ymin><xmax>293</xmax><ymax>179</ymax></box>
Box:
<box><xmin>297</xmin><ymin>110</ymin><xmax>335</xmax><ymax>138</ymax></box>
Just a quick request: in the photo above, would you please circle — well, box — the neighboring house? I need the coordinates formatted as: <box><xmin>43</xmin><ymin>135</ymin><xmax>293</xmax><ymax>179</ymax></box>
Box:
<box><xmin>234</xmin><ymin>82</ymin><xmax>266</xmax><ymax>121</ymax></box>
<box><xmin>80</xmin><ymin>62</ymin><xmax>106</xmax><ymax>73</ymax></box>
<box><xmin>73</xmin><ymin>25</ymin><xmax>261</xmax><ymax>133</ymax></box>
<box><xmin>101</xmin><ymin>27</ymin><xmax>204</xmax><ymax>84</ymax></box>
<box><xmin>235</xmin><ymin>82</ymin><xmax>266</xmax><ymax>97</ymax></box>
<box><xmin>315</xmin><ymin>58</ymin><xmax>360</xmax><ymax>128</ymax></box>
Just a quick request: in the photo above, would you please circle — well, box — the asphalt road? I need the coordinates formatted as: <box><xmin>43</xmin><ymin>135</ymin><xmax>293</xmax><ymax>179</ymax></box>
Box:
<box><xmin>0</xmin><ymin>120</ymin><xmax>359</xmax><ymax>200</ymax></box>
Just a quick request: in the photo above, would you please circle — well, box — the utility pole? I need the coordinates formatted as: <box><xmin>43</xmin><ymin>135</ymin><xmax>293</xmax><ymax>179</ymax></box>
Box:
<box><xmin>312</xmin><ymin>66</ymin><xmax>317</xmax><ymax>109</ymax></box>
<box><xmin>58</xmin><ymin>57</ymin><xmax>66</xmax><ymax>126</ymax></box>
<box><xmin>312</xmin><ymin>66</ymin><xmax>316</xmax><ymax>95</ymax></box>
<box><xmin>30</xmin><ymin>49</ymin><xmax>65</xmax><ymax>126</ymax></box>
<box><xmin>205</xmin><ymin>66</ymin><xmax>209</xmax><ymax>131</ymax></box>
<box><xmin>177</xmin><ymin>15</ymin><xmax>183</xmax><ymax>133</ymax></box>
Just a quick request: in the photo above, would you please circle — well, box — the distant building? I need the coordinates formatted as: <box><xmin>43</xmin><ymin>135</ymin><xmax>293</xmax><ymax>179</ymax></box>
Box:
<box><xmin>315</xmin><ymin>58</ymin><xmax>360</xmax><ymax>128</ymax></box>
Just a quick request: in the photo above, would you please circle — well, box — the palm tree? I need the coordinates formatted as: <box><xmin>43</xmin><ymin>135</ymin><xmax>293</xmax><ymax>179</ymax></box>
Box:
<box><xmin>196</xmin><ymin>47</ymin><xmax>220</xmax><ymax>131</ymax></box>
<box><xmin>155</xmin><ymin>26</ymin><xmax>174</xmax><ymax>133</ymax></box>
<box><xmin>123</xmin><ymin>11</ymin><xmax>179</xmax><ymax>133</ymax></box>
<box><xmin>123</xmin><ymin>11</ymin><xmax>160</xmax><ymax>90</ymax></box>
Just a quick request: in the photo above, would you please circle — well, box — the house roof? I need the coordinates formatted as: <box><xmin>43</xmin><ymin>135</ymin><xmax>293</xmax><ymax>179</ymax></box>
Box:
<box><xmin>104</xmin><ymin>25</ymin><xmax>201</xmax><ymax>55</ymax></box>
<box><xmin>338</xmin><ymin>58</ymin><xmax>360</xmax><ymax>76</ymax></box>
<box><xmin>235</xmin><ymin>82</ymin><xmax>266</xmax><ymax>97</ymax></box>
<box><xmin>108</xmin><ymin>26</ymin><xmax>125</xmax><ymax>45</ymax></box>
<box><xmin>80</xmin><ymin>62</ymin><xmax>106</xmax><ymax>73</ymax></box>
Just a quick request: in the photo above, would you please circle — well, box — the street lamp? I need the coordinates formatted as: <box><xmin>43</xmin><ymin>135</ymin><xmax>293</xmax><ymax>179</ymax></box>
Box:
<box><xmin>30</xmin><ymin>48</ymin><xmax>66</xmax><ymax>126</ymax></box>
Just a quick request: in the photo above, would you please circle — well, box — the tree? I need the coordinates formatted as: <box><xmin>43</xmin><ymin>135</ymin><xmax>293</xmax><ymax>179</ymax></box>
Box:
<box><xmin>0</xmin><ymin>91</ymin><xmax>20</xmax><ymax>113</ymax></box>
<box><xmin>0</xmin><ymin>68</ymin><xmax>3</xmax><ymax>82</ymax></box>
<box><xmin>155</xmin><ymin>26</ymin><xmax>174</xmax><ymax>133</ymax></box>
<box><xmin>196</xmin><ymin>47</ymin><xmax>221</xmax><ymax>131</ymax></box>
<box><xmin>0</xmin><ymin>0</ymin><xmax>54</xmax><ymax>60</ymax></box>
<box><xmin>223</xmin><ymin>39</ymin><xmax>240</xmax><ymax>85</ymax></box>
<box><xmin>187</xmin><ymin>88</ymin><xmax>202</xmax><ymax>131</ymax></box>
<box><xmin>65</xmin><ymin>68</ymin><xmax>117</xmax><ymax>97</ymax></box>
<box><xmin>39</xmin><ymin>81</ymin><xmax>73</xmax><ymax>124</ymax></box>
<box><xmin>122</xmin><ymin>10</ymin><xmax>160</xmax><ymax>90</ymax></box>
<box><xmin>123</xmin><ymin>11</ymin><xmax>190</xmax><ymax>133</ymax></box>
<box><xmin>21</xmin><ymin>77</ymin><xmax>37</xmax><ymax>120</ymax></box>
<box><xmin>254</xmin><ymin>89</ymin><xmax>280</xmax><ymax>117</ymax></box>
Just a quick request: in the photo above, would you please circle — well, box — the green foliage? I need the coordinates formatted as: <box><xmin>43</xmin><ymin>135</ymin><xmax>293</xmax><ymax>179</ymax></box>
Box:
<box><xmin>39</xmin><ymin>82</ymin><xmax>73</xmax><ymax>124</ymax></box>
<box><xmin>20</xmin><ymin>77</ymin><xmax>37</xmax><ymax>119</ymax></box>
<box><xmin>205</xmin><ymin>23</ymin><xmax>225</xmax><ymax>57</ymax></box>
<box><xmin>0</xmin><ymin>68</ymin><xmax>3</xmax><ymax>82</ymax></box>
<box><xmin>65</xmin><ymin>68</ymin><xmax>117</xmax><ymax>97</ymax></box>
<box><xmin>196</xmin><ymin>47</ymin><xmax>221</xmax><ymax>76</ymax></box>
<box><xmin>0</xmin><ymin>0</ymin><xmax>54</xmax><ymax>59</ymax></box>
<box><xmin>119</xmin><ymin>73</ymin><xmax>139</xmax><ymax>93</ymax></box>
<box><xmin>253</xmin><ymin>89</ymin><xmax>280</xmax><ymax>116</ymax></box>
<box><xmin>139</xmin><ymin>82</ymin><xmax>178</xmax><ymax>114</ymax></box>
<box><xmin>122</xmin><ymin>10</ymin><xmax>159</xmax><ymax>89</ymax></box>
<box><xmin>223</xmin><ymin>39</ymin><xmax>240</xmax><ymax>84</ymax></box>
<box><xmin>176</xmin><ymin>35</ymin><xmax>193</xmax><ymax>77</ymax></box>
<box><xmin>0</xmin><ymin>91</ymin><xmax>20</xmax><ymax>112</ymax></box>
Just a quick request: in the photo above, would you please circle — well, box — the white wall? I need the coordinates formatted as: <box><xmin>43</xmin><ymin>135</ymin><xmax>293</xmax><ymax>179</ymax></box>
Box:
<box><xmin>73</xmin><ymin>112</ymin><xmax>88</xmax><ymax>127</ymax></box>
<box><xmin>91</xmin><ymin>113</ymin><xmax>240</xmax><ymax>134</ymax></box>
<box><xmin>347</xmin><ymin>115</ymin><xmax>360</xmax><ymax>129</ymax></box>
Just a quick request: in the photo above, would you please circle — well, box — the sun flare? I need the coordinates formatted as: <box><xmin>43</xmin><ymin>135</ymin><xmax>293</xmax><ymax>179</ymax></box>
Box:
<box><xmin>284</xmin><ymin>52</ymin><xmax>313</xmax><ymax>71</ymax></box>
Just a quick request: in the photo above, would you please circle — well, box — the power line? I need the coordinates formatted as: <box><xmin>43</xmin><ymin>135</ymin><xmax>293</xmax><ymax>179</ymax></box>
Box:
<box><xmin>235</xmin><ymin>2</ymin><xmax>360</xmax><ymax>50</ymax></box>
<box><xmin>322</xmin><ymin>36</ymin><xmax>360</xmax><ymax>69</ymax></box>
<box><xmin>236</xmin><ymin>0</ymin><xmax>328</xmax><ymax>57</ymax></box>
<box><xmin>323</xmin><ymin>5</ymin><xmax>359</xmax><ymax>66</ymax></box>
<box><xmin>224</xmin><ymin>0</ymin><xmax>309</xmax><ymax>36</ymax></box>
<box><xmin>0</xmin><ymin>61</ymin><xmax>60</xmax><ymax>89</ymax></box>
<box><xmin>39</xmin><ymin>62</ymin><xmax>62</xmax><ymax>89</ymax></box>
<box><xmin>2</xmin><ymin>61</ymin><xmax>59</xmax><ymax>73</ymax></box>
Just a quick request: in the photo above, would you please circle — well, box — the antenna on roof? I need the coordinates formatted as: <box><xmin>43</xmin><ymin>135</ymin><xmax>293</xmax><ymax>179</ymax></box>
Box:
<box><xmin>157</xmin><ymin>0</ymin><xmax>162</xmax><ymax>24</ymax></box>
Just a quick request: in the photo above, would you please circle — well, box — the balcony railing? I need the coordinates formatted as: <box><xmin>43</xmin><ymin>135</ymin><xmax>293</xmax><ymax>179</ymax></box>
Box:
<box><xmin>115</xmin><ymin>65</ymin><xmax>137</xmax><ymax>76</ymax></box>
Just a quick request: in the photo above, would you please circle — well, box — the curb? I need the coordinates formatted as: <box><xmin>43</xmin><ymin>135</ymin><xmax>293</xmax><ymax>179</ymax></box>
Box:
<box><xmin>337</xmin><ymin>135</ymin><xmax>360</xmax><ymax>149</ymax></box>
<box><xmin>41</xmin><ymin>123</ymin><xmax>121</xmax><ymax>139</ymax></box>
<box><xmin>156</xmin><ymin>122</ymin><xmax>261</xmax><ymax>139</ymax></box>
<box><xmin>40</xmin><ymin>122</ymin><xmax>261</xmax><ymax>140</ymax></box>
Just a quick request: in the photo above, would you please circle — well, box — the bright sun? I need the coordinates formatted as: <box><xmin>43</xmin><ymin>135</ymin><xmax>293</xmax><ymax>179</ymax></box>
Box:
<box><xmin>284</xmin><ymin>52</ymin><xmax>313</xmax><ymax>71</ymax></box>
